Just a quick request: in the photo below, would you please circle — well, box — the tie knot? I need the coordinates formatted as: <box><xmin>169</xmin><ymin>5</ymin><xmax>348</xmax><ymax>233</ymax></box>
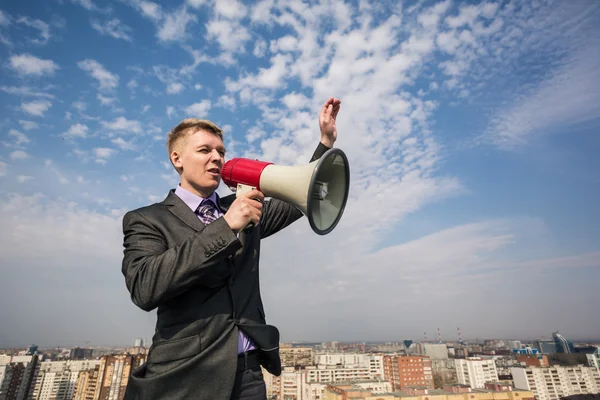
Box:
<box><xmin>196</xmin><ymin>199</ymin><xmax>218</xmax><ymax>225</ymax></box>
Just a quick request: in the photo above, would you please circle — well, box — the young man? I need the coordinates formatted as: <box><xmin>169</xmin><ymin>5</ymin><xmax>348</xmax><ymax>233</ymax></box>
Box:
<box><xmin>121</xmin><ymin>98</ymin><xmax>341</xmax><ymax>400</ymax></box>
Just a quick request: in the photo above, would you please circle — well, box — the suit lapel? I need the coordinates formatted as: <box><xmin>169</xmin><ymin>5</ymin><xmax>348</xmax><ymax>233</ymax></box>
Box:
<box><xmin>163</xmin><ymin>190</ymin><xmax>206</xmax><ymax>232</ymax></box>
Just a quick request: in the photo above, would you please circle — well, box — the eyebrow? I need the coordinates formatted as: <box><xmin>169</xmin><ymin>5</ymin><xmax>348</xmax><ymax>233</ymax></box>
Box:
<box><xmin>197</xmin><ymin>144</ymin><xmax>226</xmax><ymax>153</ymax></box>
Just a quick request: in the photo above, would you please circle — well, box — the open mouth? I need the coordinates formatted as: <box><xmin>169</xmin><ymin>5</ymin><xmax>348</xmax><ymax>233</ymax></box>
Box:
<box><xmin>207</xmin><ymin>168</ymin><xmax>220</xmax><ymax>175</ymax></box>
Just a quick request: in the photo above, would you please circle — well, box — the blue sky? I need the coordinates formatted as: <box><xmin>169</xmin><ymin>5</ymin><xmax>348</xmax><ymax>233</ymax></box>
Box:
<box><xmin>0</xmin><ymin>0</ymin><xmax>599</xmax><ymax>348</ymax></box>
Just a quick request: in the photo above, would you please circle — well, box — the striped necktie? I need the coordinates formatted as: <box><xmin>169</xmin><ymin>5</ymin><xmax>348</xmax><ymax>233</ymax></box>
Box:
<box><xmin>196</xmin><ymin>199</ymin><xmax>218</xmax><ymax>225</ymax></box>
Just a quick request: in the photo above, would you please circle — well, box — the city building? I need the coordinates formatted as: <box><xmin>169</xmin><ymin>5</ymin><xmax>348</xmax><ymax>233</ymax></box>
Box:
<box><xmin>517</xmin><ymin>354</ymin><xmax>549</xmax><ymax>367</ymax></box>
<box><xmin>553</xmin><ymin>332</ymin><xmax>575</xmax><ymax>354</ymax></box>
<box><xmin>323</xmin><ymin>382</ymin><xmax>535</xmax><ymax>400</ymax></box>
<box><xmin>383</xmin><ymin>355</ymin><xmax>434</xmax><ymax>391</ymax></box>
<box><xmin>28</xmin><ymin>359</ymin><xmax>100</xmax><ymax>400</ymax></box>
<box><xmin>511</xmin><ymin>365</ymin><xmax>600</xmax><ymax>400</ymax></box>
<box><xmin>281</xmin><ymin>347</ymin><xmax>314</xmax><ymax>367</ymax></box>
<box><xmin>536</xmin><ymin>340</ymin><xmax>557</xmax><ymax>355</ymax></box>
<box><xmin>454</xmin><ymin>357</ymin><xmax>499</xmax><ymax>389</ymax></box>
<box><xmin>587</xmin><ymin>348</ymin><xmax>600</xmax><ymax>371</ymax></box>
<box><xmin>314</xmin><ymin>353</ymin><xmax>385</xmax><ymax>380</ymax></box>
<box><xmin>415</xmin><ymin>344</ymin><xmax>448</xmax><ymax>360</ymax></box>
<box><xmin>508</xmin><ymin>341</ymin><xmax>522</xmax><ymax>351</ymax></box>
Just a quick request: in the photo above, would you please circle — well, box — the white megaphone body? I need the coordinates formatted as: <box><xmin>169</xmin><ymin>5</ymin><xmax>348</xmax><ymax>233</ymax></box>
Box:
<box><xmin>221</xmin><ymin>148</ymin><xmax>350</xmax><ymax>235</ymax></box>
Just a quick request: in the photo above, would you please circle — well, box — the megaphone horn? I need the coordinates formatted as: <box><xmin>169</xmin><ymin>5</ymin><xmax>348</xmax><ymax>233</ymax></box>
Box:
<box><xmin>221</xmin><ymin>148</ymin><xmax>350</xmax><ymax>235</ymax></box>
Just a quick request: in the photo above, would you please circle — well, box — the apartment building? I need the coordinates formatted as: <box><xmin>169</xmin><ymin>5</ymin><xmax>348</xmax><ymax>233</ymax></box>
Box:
<box><xmin>455</xmin><ymin>357</ymin><xmax>499</xmax><ymax>389</ymax></box>
<box><xmin>323</xmin><ymin>382</ymin><xmax>535</xmax><ymax>400</ymax></box>
<box><xmin>511</xmin><ymin>365</ymin><xmax>600</xmax><ymax>400</ymax></box>
<box><xmin>383</xmin><ymin>355</ymin><xmax>434</xmax><ymax>391</ymax></box>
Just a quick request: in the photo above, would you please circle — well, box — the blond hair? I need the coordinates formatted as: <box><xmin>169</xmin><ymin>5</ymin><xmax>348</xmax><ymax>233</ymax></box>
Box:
<box><xmin>167</xmin><ymin>118</ymin><xmax>223</xmax><ymax>172</ymax></box>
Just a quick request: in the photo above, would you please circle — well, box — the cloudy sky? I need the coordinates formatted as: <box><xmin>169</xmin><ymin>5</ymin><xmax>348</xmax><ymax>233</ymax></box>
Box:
<box><xmin>1</xmin><ymin>0</ymin><xmax>599</xmax><ymax>349</ymax></box>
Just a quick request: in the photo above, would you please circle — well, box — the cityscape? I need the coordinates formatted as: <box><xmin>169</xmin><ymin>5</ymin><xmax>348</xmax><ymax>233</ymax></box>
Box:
<box><xmin>1</xmin><ymin>0</ymin><xmax>599</xmax><ymax>399</ymax></box>
<box><xmin>1</xmin><ymin>330</ymin><xmax>599</xmax><ymax>400</ymax></box>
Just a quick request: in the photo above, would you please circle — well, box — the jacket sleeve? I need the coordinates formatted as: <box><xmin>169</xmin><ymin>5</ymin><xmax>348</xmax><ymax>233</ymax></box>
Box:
<box><xmin>121</xmin><ymin>211</ymin><xmax>242</xmax><ymax>311</ymax></box>
<box><xmin>260</xmin><ymin>142</ymin><xmax>331</xmax><ymax>239</ymax></box>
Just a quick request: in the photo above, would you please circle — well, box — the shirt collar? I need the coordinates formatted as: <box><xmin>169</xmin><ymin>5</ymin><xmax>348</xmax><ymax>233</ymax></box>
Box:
<box><xmin>174</xmin><ymin>184</ymin><xmax>219</xmax><ymax>212</ymax></box>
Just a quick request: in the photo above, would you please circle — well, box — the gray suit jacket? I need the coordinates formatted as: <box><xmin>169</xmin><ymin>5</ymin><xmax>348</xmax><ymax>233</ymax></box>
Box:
<box><xmin>121</xmin><ymin>143</ymin><xmax>330</xmax><ymax>399</ymax></box>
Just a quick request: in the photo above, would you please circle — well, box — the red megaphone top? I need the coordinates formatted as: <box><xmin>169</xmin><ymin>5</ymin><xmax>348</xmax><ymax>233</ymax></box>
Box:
<box><xmin>221</xmin><ymin>158</ymin><xmax>273</xmax><ymax>191</ymax></box>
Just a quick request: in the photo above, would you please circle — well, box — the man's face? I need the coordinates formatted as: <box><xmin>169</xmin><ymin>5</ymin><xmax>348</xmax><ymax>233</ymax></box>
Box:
<box><xmin>172</xmin><ymin>129</ymin><xmax>226</xmax><ymax>197</ymax></box>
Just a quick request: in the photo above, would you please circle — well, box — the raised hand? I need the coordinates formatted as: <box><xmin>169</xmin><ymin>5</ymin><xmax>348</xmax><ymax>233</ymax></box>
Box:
<box><xmin>319</xmin><ymin>97</ymin><xmax>341</xmax><ymax>147</ymax></box>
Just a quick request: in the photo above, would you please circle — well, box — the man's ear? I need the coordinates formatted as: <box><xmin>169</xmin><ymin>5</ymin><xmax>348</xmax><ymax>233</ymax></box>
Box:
<box><xmin>171</xmin><ymin>150</ymin><xmax>182</xmax><ymax>170</ymax></box>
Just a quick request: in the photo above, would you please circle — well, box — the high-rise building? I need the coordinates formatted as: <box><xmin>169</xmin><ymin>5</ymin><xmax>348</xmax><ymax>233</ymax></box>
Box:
<box><xmin>454</xmin><ymin>357</ymin><xmax>499</xmax><ymax>389</ymax></box>
<box><xmin>552</xmin><ymin>331</ymin><xmax>575</xmax><ymax>354</ymax></box>
<box><xmin>587</xmin><ymin>347</ymin><xmax>600</xmax><ymax>371</ymax></box>
<box><xmin>0</xmin><ymin>355</ymin><xmax>39</xmax><ymax>400</ymax></box>
<box><xmin>383</xmin><ymin>355</ymin><xmax>434</xmax><ymax>391</ymax></box>
<box><xmin>28</xmin><ymin>359</ymin><xmax>100</xmax><ymax>400</ymax></box>
<box><xmin>508</xmin><ymin>341</ymin><xmax>522</xmax><ymax>351</ymax></box>
<box><xmin>536</xmin><ymin>340</ymin><xmax>557</xmax><ymax>355</ymax></box>
<box><xmin>511</xmin><ymin>365</ymin><xmax>600</xmax><ymax>400</ymax></box>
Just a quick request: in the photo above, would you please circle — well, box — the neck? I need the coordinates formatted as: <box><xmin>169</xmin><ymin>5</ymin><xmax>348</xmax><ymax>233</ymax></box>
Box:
<box><xmin>180</xmin><ymin>181</ymin><xmax>214</xmax><ymax>199</ymax></box>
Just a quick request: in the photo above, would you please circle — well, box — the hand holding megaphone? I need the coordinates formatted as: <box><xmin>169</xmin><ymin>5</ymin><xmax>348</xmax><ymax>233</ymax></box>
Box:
<box><xmin>223</xmin><ymin>189</ymin><xmax>264</xmax><ymax>234</ymax></box>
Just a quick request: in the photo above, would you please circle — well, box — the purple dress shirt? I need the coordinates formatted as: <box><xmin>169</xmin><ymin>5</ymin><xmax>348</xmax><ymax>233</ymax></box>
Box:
<box><xmin>174</xmin><ymin>184</ymin><xmax>256</xmax><ymax>354</ymax></box>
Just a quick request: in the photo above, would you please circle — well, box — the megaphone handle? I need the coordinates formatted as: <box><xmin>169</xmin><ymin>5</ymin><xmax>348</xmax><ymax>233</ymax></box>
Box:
<box><xmin>236</xmin><ymin>183</ymin><xmax>258</xmax><ymax>234</ymax></box>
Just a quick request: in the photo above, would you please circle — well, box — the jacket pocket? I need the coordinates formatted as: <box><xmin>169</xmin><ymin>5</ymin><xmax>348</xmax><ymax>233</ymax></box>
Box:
<box><xmin>149</xmin><ymin>334</ymin><xmax>201</xmax><ymax>364</ymax></box>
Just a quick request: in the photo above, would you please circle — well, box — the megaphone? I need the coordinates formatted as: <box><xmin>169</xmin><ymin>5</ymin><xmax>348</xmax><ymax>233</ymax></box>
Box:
<box><xmin>221</xmin><ymin>148</ymin><xmax>350</xmax><ymax>235</ymax></box>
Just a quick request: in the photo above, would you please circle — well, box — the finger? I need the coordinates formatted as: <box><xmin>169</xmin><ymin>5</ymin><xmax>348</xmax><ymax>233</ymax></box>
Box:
<box><xmin>332</xmin><ymin>104</ymin><xmax>340</xmax><ymax>119</ymax></box>
<box><xmin>250</xmin><ymin>209</ymin><xmax>261</xmax><ymax>224</ymax></box>
<box><xmin>249</xmin><ymin>199</ymin><xmax>263</xmax><ymax>210</ymax></box>
<box><xmin>322</xmin><ymin>97</ymin><xmax>334</xmax><ymax>111</ymax></box>
<box><xmin>242</xmin><ymin>190</ymin><xmax>265</xmax><ymax>201</ymax></box>
<box><xmin>326</xmin><ymin>104</ymin><xmax>333</xmax><ymax>120</ymax></box>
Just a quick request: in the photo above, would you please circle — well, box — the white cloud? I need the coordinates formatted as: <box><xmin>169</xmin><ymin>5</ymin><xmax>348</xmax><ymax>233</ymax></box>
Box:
<box><xmin>18</xmin><ymin>120</ymin><xmax>38</xmax><ymax>130</ymax></box>
<box><xmin>21</xmin><ymin>100</ymin><xmax>52</xmax><ymax>117</ymax></box>
<box><xmin>93</xmin><ymin>147</ymin><xmax>117</xmax><ymax>164</ymax></box>
<box><xmin>77</xmin><ymin>59</ymin><xmax>119</xmax><ymax>91</ymax></box>
<box><xmin>16</xmin><ymin>17</ymin><xmax>51</xmax><ymax>45</ymax></box>
<box><xmin>8</xmin><ymin>129</ymin><xmax>30</xmax><ymax>146</ymax></box>
<box><xmin>214</xmin><ymin>0</ymin><xmax>247</xmax><ymax>19</ymax></box>
<box><xmin>72</xmin><ymin>101</ymin><xmax>87</xmax><ymax>112</ymax></box>
<box><xmin>0</xmin><ymin>10</ymin><xmax>10</xmax><ymax>27</ymax></box>
<box><xmin>71</xmin><ymin>0</ymin><xmax>101</xmax><ymax>11</ymax></box>
<box><xmin>166</xmin><ymin>106</ymin><xmax>176</xmax><ymax>119</ymax></box>
<box><xmin>226</xmin><ymin>53</ymin><xmax>290</xmax><ymax>93</ymax></box>
<box><xmin>166</xmin><ymin>82</ymin><xmax>184</xmax><ymax>94</ymax></box>
<box><xmin>186</xmin><ymin>0</ymin><xmax>206</xmax><ymax>8</ymax></box>
<box><xmin>63</xmin><ymin>123</ymin><xmax>89</xmax><ymax>138</ymax></box>
<box><xmin>16</xmin><ymin>175</ymin><xmax>33</xmax><ymax>183</ymax></box>
<box><xmin>216</xmin><ymin>95</ymin><xmax>235</xmax><ymax>110</ymax></box>
<box><xmin>0</xmin><ymin>161</ymin><xmax>7</xmax><ymax>176</ymax></box>
<box><xmin>185</xmin><ymin>100</ymin><xmax>211</xmax><ymax>117</ymax></box>
<box><xmin>1</xmin><ymin>86</ymin><xmax>54</xmax><ymax>99</ymax></box>
<box><xmin>101</xmin><ymin>117</ymin><xmax>142</xmax><ymax>134</ymax></box>
<box><xmin>9</xmin><ymin>54</ymin><xmax>59</xmax><ymax>77</ymax></box>
<box><xmin>281</xmin><ymin>92</ymin><xmax>310</xmax><ymax>110</ymax></box>
<box><xmin>10</xmin><ymin>151</ymin><xmax>29</xmax><ymax>161</ymax></box>
<box><xmin>157</xmin><ymin>6</ymin><xmax>196</xmax><ymax>42</ymax></box>
<box><xmin>91</xmin><ymin>18</ymin><xmax>133</xmax><ymax>42</ymax></box>
<box><xmin>112</xmin><ymin>137</ymin><xmax>136</xmax><ymax>151</ymax></box>
<box><xmin>0</xmin><ymin>193</ymin><xmax>122</xmax><ymax>270</ymax></box>
<box><xmin>484</xmin><ymin>39</ymin><xmax>600</xmax><ymax>149</ymax></box>
<box><xmin>205</xmin><ymin>19</ymin><xmax>250</xmax><ymax>53</ymax></box>
<box><xmin>97</xmin><ymin>94</ymin><xmax>116</xmax><ymax>105</ymax></box>
<box><xmin>253</xmin><ymin>39</ymin><xmax>267</xmax><ymax>57</ymax></box>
